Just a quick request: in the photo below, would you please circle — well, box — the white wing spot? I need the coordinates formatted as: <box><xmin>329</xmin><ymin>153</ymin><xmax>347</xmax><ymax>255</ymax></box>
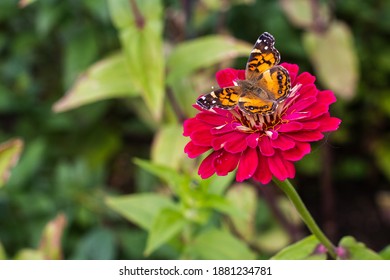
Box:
<box><xmin>264</xmin><ymin>46</ymin><xmax>268</xmax><ymax>50</ymax></box>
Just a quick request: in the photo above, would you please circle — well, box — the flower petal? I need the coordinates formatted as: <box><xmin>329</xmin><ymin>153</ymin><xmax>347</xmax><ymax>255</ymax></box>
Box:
<box><xmin>287</xmin><ymin>131</ymin><xmax>324</xmax><ymax>142</ymax></box>
<box><xmin>216</xmin><ymin>68</ymin><xmax>245</xmax><ymax>87</ymax></box>
<box><xmin>246</xmin><ymin>132</ymin><xmax>260</xmax><ymax>148</ymax></box>
<box><xmin>266</xmin><ymin>129</ymin><xmax>278</xmax><ymax>140</ymax></box>
<box><xmin>305</xmin><ymin>103</ymin><xmax>330</xmax><ymax>119</ymax></box>
<box><xmin>214</xmin><ymin>150</ymin><xmax>240</xmax><ymax>176</ymax></box>
<box><xmin>198</xmin><ymin>151</ymin><xmax>218</xmax><ymax>179</ymax></box>
<box><xmin>300</xmin><ymin>121</ymin><xmax>320</xmax><ymax>130</ymax></box>
<box><xmin>258</xmin><ymin>136</ymin><xmax>275</xmax><ymax>156</ymax></box>
<box><xmin>282</xmin><ymin>142</ymin><xmax>311</xmax><ymax>161</ymax></box>
<box><xmin>183</xmin><ymin>118</ymin><xmax>204</xmax><ymax>136</ymax></box>
<box><xmin>271</xmin><ymin>134</ymin><xmax>296</xmax><ymax>151</ymax></box>
<box><xmin>212</xmin><ymin>131</ymin><xmax>247</xmax><ymax>152</ymax></box>
<box><xmin>268</xmin><ymin>152</ymin><xmax>295</xmax><ymax>181</ymax></box>
<box><xmin>288</xmin><ymin>93</ymin><xmax>317</xmax><ymax>113</ymax></box>
<box><xmin>317</xmin><ymin>90</ymin><xmax>337</xmax><ymax>106</ymax></box>
<box><xmin>284</xmin><ymin>111</ymin><xmax>311</xmax><ymax>121</ymax></box>
<box><xmin>295</xmin><ymin>71</ymin><xmax>316</xmax><ymax>86</ymax></box>
<box><xmin>304</xmin><ymin>90</ymin><xmax>337</xmax><ymax>119</ymax></box>
<box><xmin>196</xmin><ymin>111</ymin><xmax>231</xmax><ymax>126</ymax></box>
<box><xmin>191</xmin><ymin>128</ymin><xmax>214</xmax><ymax>146</ymax></box>
<box><xmin>184</xmin><ymin>141</ymin><xmax>210</xmax><ymax>158</ymax></box>
<box><xmin>319</xmin><ymin>116</ymin><xmax>342</xmax><ymax>132</ymax></box>
<box><xmin>211</xmin><ymin>122</ymin><xmax>240</xmax><ymax>135</ymax></box>
<box><xmin>278</xmin><ymin>121</ymin><xmax>303</xmax><ymax>132</ymax></box>
<box><xmin>224</xmin><ymin>133</ymin><xmax>248</xmax><ymax>153</ymax></box>
<box><xmin>295</xmin><ymin>84</ymin><xmax>317</xmax><ymax>99</ymax></box>
<box><xmin>236</xmin><ymin>148</ymin><xmax>258</xmax><ymax>182</ymax></box>
<box><xmin>253</xmin><ymin>151</ymin><xmax>272</xmax><ymax>184</ymax></box>
<box><xmin>281</xmin><ymin>63</ymin><xmax>299</xmax><ymax>83</ymax></box>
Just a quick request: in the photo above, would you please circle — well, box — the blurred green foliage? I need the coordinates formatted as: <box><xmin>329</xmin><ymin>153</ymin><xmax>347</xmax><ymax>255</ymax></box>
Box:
<box><xmin>0</xmin><ymin>0</ymin><xmax>390</xmax><ymax>259</ymax></box>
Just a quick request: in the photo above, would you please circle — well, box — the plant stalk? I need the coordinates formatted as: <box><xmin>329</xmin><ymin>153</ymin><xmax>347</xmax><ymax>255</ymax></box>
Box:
<box><xmin>273</xmin><ymin>178</ymin><xmax>337</xmax><ymax>259</ymax></box>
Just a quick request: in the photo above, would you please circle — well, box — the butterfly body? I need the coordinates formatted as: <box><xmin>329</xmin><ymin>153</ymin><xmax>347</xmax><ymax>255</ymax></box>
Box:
<box><xmin>235</xmin><ymin>79</ymin><xmax>276</xmax><ymax>115</ymax></box>
<box><xmin>196</xmin><ymin>32</ymin><xmax>291</xmax><ymax>115</ymax></box>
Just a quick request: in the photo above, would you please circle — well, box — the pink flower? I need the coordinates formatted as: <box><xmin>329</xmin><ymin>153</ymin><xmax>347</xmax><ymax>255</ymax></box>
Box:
<box><xmin>183</xmin><ymin>63</ymin><xmax>341</xmax><ymax>184</ymax></box>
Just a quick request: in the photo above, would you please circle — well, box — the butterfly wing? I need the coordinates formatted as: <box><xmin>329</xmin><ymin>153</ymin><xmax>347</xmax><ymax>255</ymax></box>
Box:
<box><xmin>257</xmin><ymin>66</ymin><xmax>291</xmax><ymax>102</ymax></box>
<box><xmin>246</xmin><ymin>32</ymin><xmax>281</xmax><ymax>80</ymax></box>
<box><xmin>238</xmin><ymin>91</ymin><xmax>276</xmax><ymax>115</ymax></box>
<box><xmin>197</xmin><ymin>32</ymin><xmax>286</xmax><ymax>115</ymax></box>
<box><xmin>197</xmin><ymin>86</ymin><xmax>242</xmax><ymax>110</ymax></box>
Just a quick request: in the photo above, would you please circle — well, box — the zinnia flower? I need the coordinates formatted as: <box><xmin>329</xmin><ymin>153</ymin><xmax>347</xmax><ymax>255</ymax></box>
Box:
<box><xmin>183</xmin><ymin>63</ymin><xmax>341</xmax><ymax>184</ymax></box>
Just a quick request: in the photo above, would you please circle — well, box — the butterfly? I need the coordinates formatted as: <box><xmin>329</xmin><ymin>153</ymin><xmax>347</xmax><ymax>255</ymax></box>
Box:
<box><xmin>196</xmin><ymin>32</ymin><xmax>291</xmax><ymax>115</ymax></box>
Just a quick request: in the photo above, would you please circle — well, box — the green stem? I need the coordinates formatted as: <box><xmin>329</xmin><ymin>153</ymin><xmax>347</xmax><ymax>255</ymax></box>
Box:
<box><xmin>273</xmin><ymin>178</ymin><xmax>337</xmax><ymax>259</ymax></box>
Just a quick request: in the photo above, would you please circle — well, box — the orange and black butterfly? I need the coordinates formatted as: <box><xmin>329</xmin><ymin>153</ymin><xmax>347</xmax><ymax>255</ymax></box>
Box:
<box><xmin>197</xmin><ymin>32</ymin><xmax>291</xmax><ymax>115</ymax></box>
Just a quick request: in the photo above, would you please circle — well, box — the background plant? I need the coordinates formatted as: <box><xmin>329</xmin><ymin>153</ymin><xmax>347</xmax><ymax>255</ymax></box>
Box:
<box><xmin>0</xmin><ymin>0</ymin><xmax>389</xmax><ymax>260</ymax></box>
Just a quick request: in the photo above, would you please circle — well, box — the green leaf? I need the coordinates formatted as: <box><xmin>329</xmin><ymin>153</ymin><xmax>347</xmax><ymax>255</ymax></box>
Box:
<box><xmin>118</xmin><ymin>229</ymin><xmax>147</xmax><ymax>259</ymax></box>
<box><xmin>108</xmin><ymin>0</ymin><xmax>161</xmax><ymax>29</ymax></box>
<box><xmin>14</xmin><ymin>249</ymin><xmax>45</xmax><ymax>260</ymax></box>
<box><xmin>338</xmin><ymin>236</ymin><xmax>382</xmax><ymax>260</ymax></box>
<box><xmin>133</xmin><ymin>159</ymin><xmax>228</xmax><ymax>222</ymax></box>
<box><xmin>106</xmin><ymin>193</ymin><xmax>174</xmax><ymax>230</ymax></box>
<box><xmin>133</xmin><ymin>158</ymin><xmax>189</xmax><ymax>193</ymax></box>
<box><xmin>6</xmin><ymin>138</ymin><xmax>44</xmax><ymax>188</ymax></box>
<box><xmin>38</xmin><ymin>213</ymin><xmax>67</xmax><ymax>260</ymax></box>
<box><xmin>108</xmin><ymin>0</ymin><xmax>165</xmax><ymax>121</ymax></box>
<box><xmin>53</xmin><ymin>52</ymin><xmax>138</xmax><ymax>112</ymax></box>
<box><xmin>271</xmin><ymin>235</ymin><xmax>326</xmax><ymax>260</ymax></box>
<box><xmin>145</xmin><ymin>208</ymin><xmax>187</xmax><ymax>256</ymax></box>
<box><xmin>374</xmin><ymin>139</ymin><xmax>390</xmax><ymax>181</ymax></box>
<box><xmin>0</xmin><ymin>138</ymin><xmax>24</xmax><ymax>188</ymax></box>
<box><xmin>303</xmin><ymin>21</ymin><xmax>359</xmax><ymax>100</ymax></box>
<box><xmin>151</xmin><ymin>124</ymin><xmax>188</xmax><ymax>170</ymax></box>
<box><xmin>188</xmin><ymin>228</ymin><xmax>256</xmax><ymax>260</ymax></box>
<box><xmin>106</xmin><ymin>0</ymin><xmax>132</xmax><ymax>28</ymax></box>
<box><xmin>277</xmin><ymin>196</ymin><xmax>302</xmax><ymax>226</ymax></box>
<box><xmin>35</xmin><ymin>2</ymin><xmax>63</xmax><ymax>37</ymax></box>
<box><xmin>379</xmin><ymin>245</ymin><xmax>390</xmax><ymax>260</ymax></box>
<box><xmin>135</xmin><ymin>161</ymin><xmax>233</xmax><ymax>222</ymax></box>
<box><xmin>255</xmin><ymin>227</ymin><xmax>290</xmax><ymax>254</ymax></box>
<box><xmin>280</xmin><ymin>0</ymin><xmax>312</xmax><ymax>28</ymax></box>
<box><xmin>0</xmin><ymin>241</ymin><xmax>6</xmax><ymax>260</ymax></box>
<box><xmin>187</xmin><ymin>193</ymin><xmax>239</xmax><ymax>223</ymax></box>
<box><xmin>167</xmin><ymin>35</ymin><xmax>252</xmax><ymax>84</ymax></box>
<box><xmin>200</xmin><ymin>194</ymin><xmax>235</xmax><ymax>214</ymax></box>
<box><xmin>280</xmin><ymin>0</ymin><xmax>330</xmax><ymax>29</ymax></box>
<box><xmin>226</xmin><ymin>184</ymin><xmax>257</xmax><ymax>241</ymax></box>
<box><xmin>199</xmin><ymin>172</ymin><xmax>235</xmax><ymax>196</ymax></box>
<box><xmin>378</xmin><ymin>90</ymin><xmax>390</xmax><ymax>118</ymax></box>
<box><xmin>72</xmin><ymin>228</ymin><xmax>116</xmax><ymax>260</ymax></box>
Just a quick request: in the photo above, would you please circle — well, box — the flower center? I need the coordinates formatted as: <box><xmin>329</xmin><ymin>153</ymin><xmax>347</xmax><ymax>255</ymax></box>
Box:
<box><xmin>231</xmin><ymin>84</ymin><xmax>302</xmax><ymax>135</ymax></box>
<box><xmin>232</xmin><ymin>107</ymin><xmax>284</xmax><ymax>133</ymax></box>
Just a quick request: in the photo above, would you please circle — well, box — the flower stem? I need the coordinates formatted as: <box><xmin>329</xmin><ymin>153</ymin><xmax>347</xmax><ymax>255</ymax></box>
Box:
<box><xmin>273</xmin><ymin>178</ymin><xmax>337</xmax><ymax>259</ymax></box>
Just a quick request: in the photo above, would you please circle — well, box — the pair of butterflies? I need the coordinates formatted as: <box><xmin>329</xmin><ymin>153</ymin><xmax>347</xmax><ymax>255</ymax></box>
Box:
<box><xmin>197</xmin><ymin>32</ymin><xmax>291</xmax><ymax>116</ymax></box>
